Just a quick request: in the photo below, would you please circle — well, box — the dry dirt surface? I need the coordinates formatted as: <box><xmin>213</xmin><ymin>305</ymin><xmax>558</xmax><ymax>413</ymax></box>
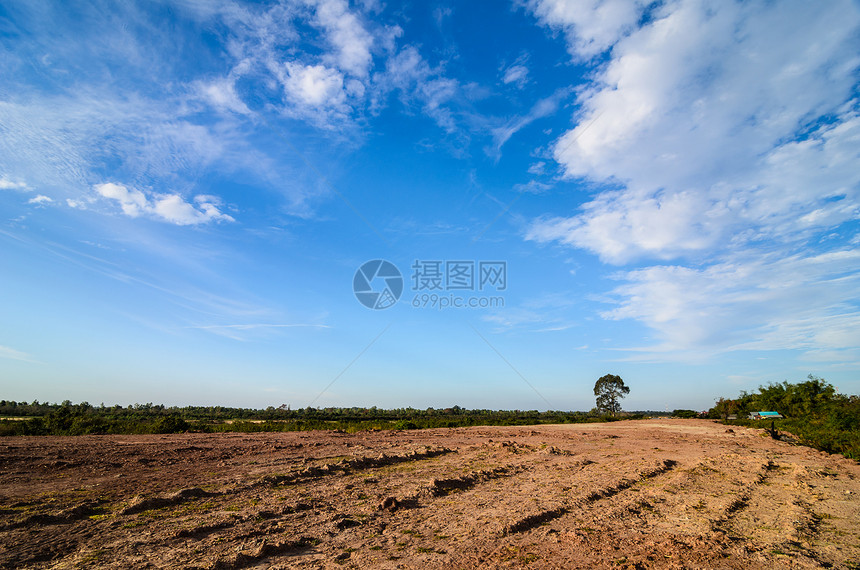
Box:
<box><xmin>1</xmin><ymin>419</ymin><xmax>859</xmax><ymax>569</ymax></box>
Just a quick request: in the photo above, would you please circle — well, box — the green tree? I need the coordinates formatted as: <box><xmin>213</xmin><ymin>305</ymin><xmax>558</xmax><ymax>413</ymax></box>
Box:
<box><xmin>593</xmin><ymin>374</ymin><xmax>630</xmax><ymax>416</ymax></box>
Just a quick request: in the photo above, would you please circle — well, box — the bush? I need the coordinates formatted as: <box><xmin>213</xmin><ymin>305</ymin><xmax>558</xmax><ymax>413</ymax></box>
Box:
<box><xmin>672</xmin><ymin>409</ymin><xmax>698</xmax><ymax>419</ymax></box>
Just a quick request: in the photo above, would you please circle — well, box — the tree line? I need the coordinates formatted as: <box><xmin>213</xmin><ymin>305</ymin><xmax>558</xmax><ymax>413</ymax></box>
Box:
<box><xmin>708</xmin><ymin>375</ymin><xmax>859</xmax><ymax>460</ymax></box>
<box><xmin>0</xmin><ymin>401</ymin><xmax>648</xmax><ymax>436</ymax></box>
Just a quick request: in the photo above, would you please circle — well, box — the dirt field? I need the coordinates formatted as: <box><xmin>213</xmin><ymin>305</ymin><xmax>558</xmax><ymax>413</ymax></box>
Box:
<box><xmin>1</xmin><ymin>419</ymin><xmax>858</xmax><ymax>569</ymax></box>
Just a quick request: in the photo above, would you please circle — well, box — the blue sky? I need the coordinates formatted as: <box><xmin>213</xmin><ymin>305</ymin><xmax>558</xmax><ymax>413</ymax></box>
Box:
<box><xmin>1</xmin><ymin>0</ymin><xmax>859</xmax><ymax>412</ymax></box>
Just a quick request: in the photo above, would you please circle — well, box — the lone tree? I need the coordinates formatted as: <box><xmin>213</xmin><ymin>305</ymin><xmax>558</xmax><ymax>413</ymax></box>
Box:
<box><xmin>593</xmin><ymin>374</ymin><xmax>630</xmax><ymax>416</ymax></box>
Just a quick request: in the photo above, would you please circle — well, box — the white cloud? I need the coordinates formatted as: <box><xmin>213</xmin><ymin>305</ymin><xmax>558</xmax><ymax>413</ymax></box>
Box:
<box><xmin>528</xmin><ymin>0</ymin><xmax>860</xmax><ymax>264</ymax></box>
<box><xmin>95</xmin><ymin>182</ymin><xmax>234</xmax><ymax>226</ymax></box>
<box><xmin>0</xmin><ymin>177</ymin><xmax>29</xmax><ymax>191</ymax></box>
<box><xmin>311</xmin><ymin>0</ymin><xmax>374</xmax><ymax>77</ymax></box>
<box><xmin>602</xmin><ymin>249</ymin><xmax>860</xmax><ymax>361</ymax></box>
<box><xmin>526</xmin><ymin>0</ymin><xmax>860</xmax><ymax>362</ymax></box>
<box><xmin>196</xmin><ymin>76</ymin><xmax>252</xmax><ymax>115</ymax></box>
<box><xmin>282</xmin><ymin>62</ymin><xmax>346</xmax><ymax>108</ymax></box>
<box><xmin>66</xmin><ymin>198</ymin><xmax>88</xmax><ymax>209</ymax></box>
<box><xmin>96</xmin><ymin>182</ymin><xmax>148</xmax><ymax>218</ymax></box>
<box><xmin>528</xmin><ymin>161</ymin><xmax>546</xmax><ymax>175</ymax></box>
<box><xmin>528</xmin><ymin>0</ymin><xmax>654</xmax><ymax>59</ymax></box>
<box><xmin>502</xmin><ymin>64</ymin><xmax>529</xmax><ymax>87</ymax></box>
<box><xmin>27</xmin><ymin>194</ymin><xmax>52</xmax><ymax>205</ymax></box>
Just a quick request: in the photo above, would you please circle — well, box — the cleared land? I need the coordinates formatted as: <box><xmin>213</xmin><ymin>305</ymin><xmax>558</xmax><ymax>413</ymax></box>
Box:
<box><xmin>1</xmin><ymin>419</ymin><xmax>858</xmax><ymax>569</ymax></box>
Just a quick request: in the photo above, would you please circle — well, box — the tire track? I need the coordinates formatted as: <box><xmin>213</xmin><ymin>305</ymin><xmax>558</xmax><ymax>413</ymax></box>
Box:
<box><xmin>502</xmin><ymin>459</ymin><xmax>677</xmax><ymax>535</ymax></box>
<box><xmin>714</xmin><ymin>460</ymin><xmax>825</xmax><ymax>565</ymax></box>
<box><xmin>255</xmin><ymin>445</ymin><xmax>454</xmax><ymax>488</ymax></box>
<box><xmin>711</xmin><ymin>459</ymin><xmax>777</xmax><ymax>534</ymax></box>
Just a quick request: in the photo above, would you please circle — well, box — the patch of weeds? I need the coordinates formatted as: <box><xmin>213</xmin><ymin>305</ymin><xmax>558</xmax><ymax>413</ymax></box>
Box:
<box><xmin>520</xmin><ymin>553</ymin><xmax>539</xmax><ymax>563</ymax></box>
<box><xmin>78</xmin><ymin>549</ymin><xmax>106</xmax><ymax>564</ymax></box>
<box><xmin>416</xmin><ymin>546</ymin><xmax>434</xmax><ymax>553</ymax></box>
<box><xmin>369</xmin><ymin>545</ymin><xmax>382</xmax><ymax>551</ymax></box>
<box><xmin>176</xmin><ymin>501</ymin><xmax>215</xmax><ymax>516</ymax></box>
<box><xmin>402</xmin><ymin>529</ymin><xmax>420</xmax><ymax>536</ymax></box>
<box><xmin>139</xmin><ymin>506</ymin><xmax>171</xmax><ymax>519</ymax></box>
<box><xmin>121</xmin><ymin>520</ymin><xmax>147</xmax><ymax>529</ymax></box>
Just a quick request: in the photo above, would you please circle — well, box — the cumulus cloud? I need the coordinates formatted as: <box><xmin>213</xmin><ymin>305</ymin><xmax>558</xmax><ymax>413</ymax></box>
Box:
<box><xmin>95</xmin><ymin>182</ymin><xmax>234</xmax><ymax>226</ymax></box>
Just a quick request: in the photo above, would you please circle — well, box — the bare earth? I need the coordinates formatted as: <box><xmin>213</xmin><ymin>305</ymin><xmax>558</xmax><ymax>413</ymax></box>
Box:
<box><xmin>1</xmin><ymin>419</ymin><xmax>859</xmax><ymax>569</ymax></box>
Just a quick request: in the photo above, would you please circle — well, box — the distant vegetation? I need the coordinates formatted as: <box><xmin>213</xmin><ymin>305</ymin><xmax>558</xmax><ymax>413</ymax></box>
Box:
<box><xmin>0</xmin><ymin>401</ymin><xmax>651</xmax><ymax>436</ymax></box>
<box><xmin>708</xmin><ymin>375</ymin><xmax>860</xmax><ymax>460</ymax></box>
<box><xmin>5</xmin><ymin>375</ymin><xmax>856</xmax><ymax>462</ymax></box>
<box><xmin>671</xmin><ymin>409</ymin><xmax>699</xmax><ymax>419</ymax></box>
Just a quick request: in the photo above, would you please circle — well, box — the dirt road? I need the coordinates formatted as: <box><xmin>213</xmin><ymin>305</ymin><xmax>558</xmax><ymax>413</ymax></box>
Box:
<box><xmin>1</xmin><ymin>419</ymin><xmax>858</xmax><ymax>568</ymax></box>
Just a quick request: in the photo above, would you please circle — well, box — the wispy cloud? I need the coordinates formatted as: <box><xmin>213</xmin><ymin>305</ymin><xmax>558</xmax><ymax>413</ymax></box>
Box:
<box><xmin>188</xmin><ymin>323</ymin><xmax>330</xmax><ymax>341</ymax></box>
<box><xmin>500</xmin><ymin>54</ymin><xmax>530</xmax><ymax>89</ymax></box>
<box><xmin>601</xmin><ymin>249</ymin><xmax>860</xmax><ymax>362</ymax></box>
<box><xmin>489</xmin><ymin>88</ymin><xmax>570</xmax><ymax>158</ymax></box>
<box><xmin>0</xmin><ymin>345</ymin><xmax>36</xmax><ymax>363</ymax></box>
<box><xmin>482</xmin><ymin>292</ymin><xmax>581</xmax><ymax>333</ymax></box>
